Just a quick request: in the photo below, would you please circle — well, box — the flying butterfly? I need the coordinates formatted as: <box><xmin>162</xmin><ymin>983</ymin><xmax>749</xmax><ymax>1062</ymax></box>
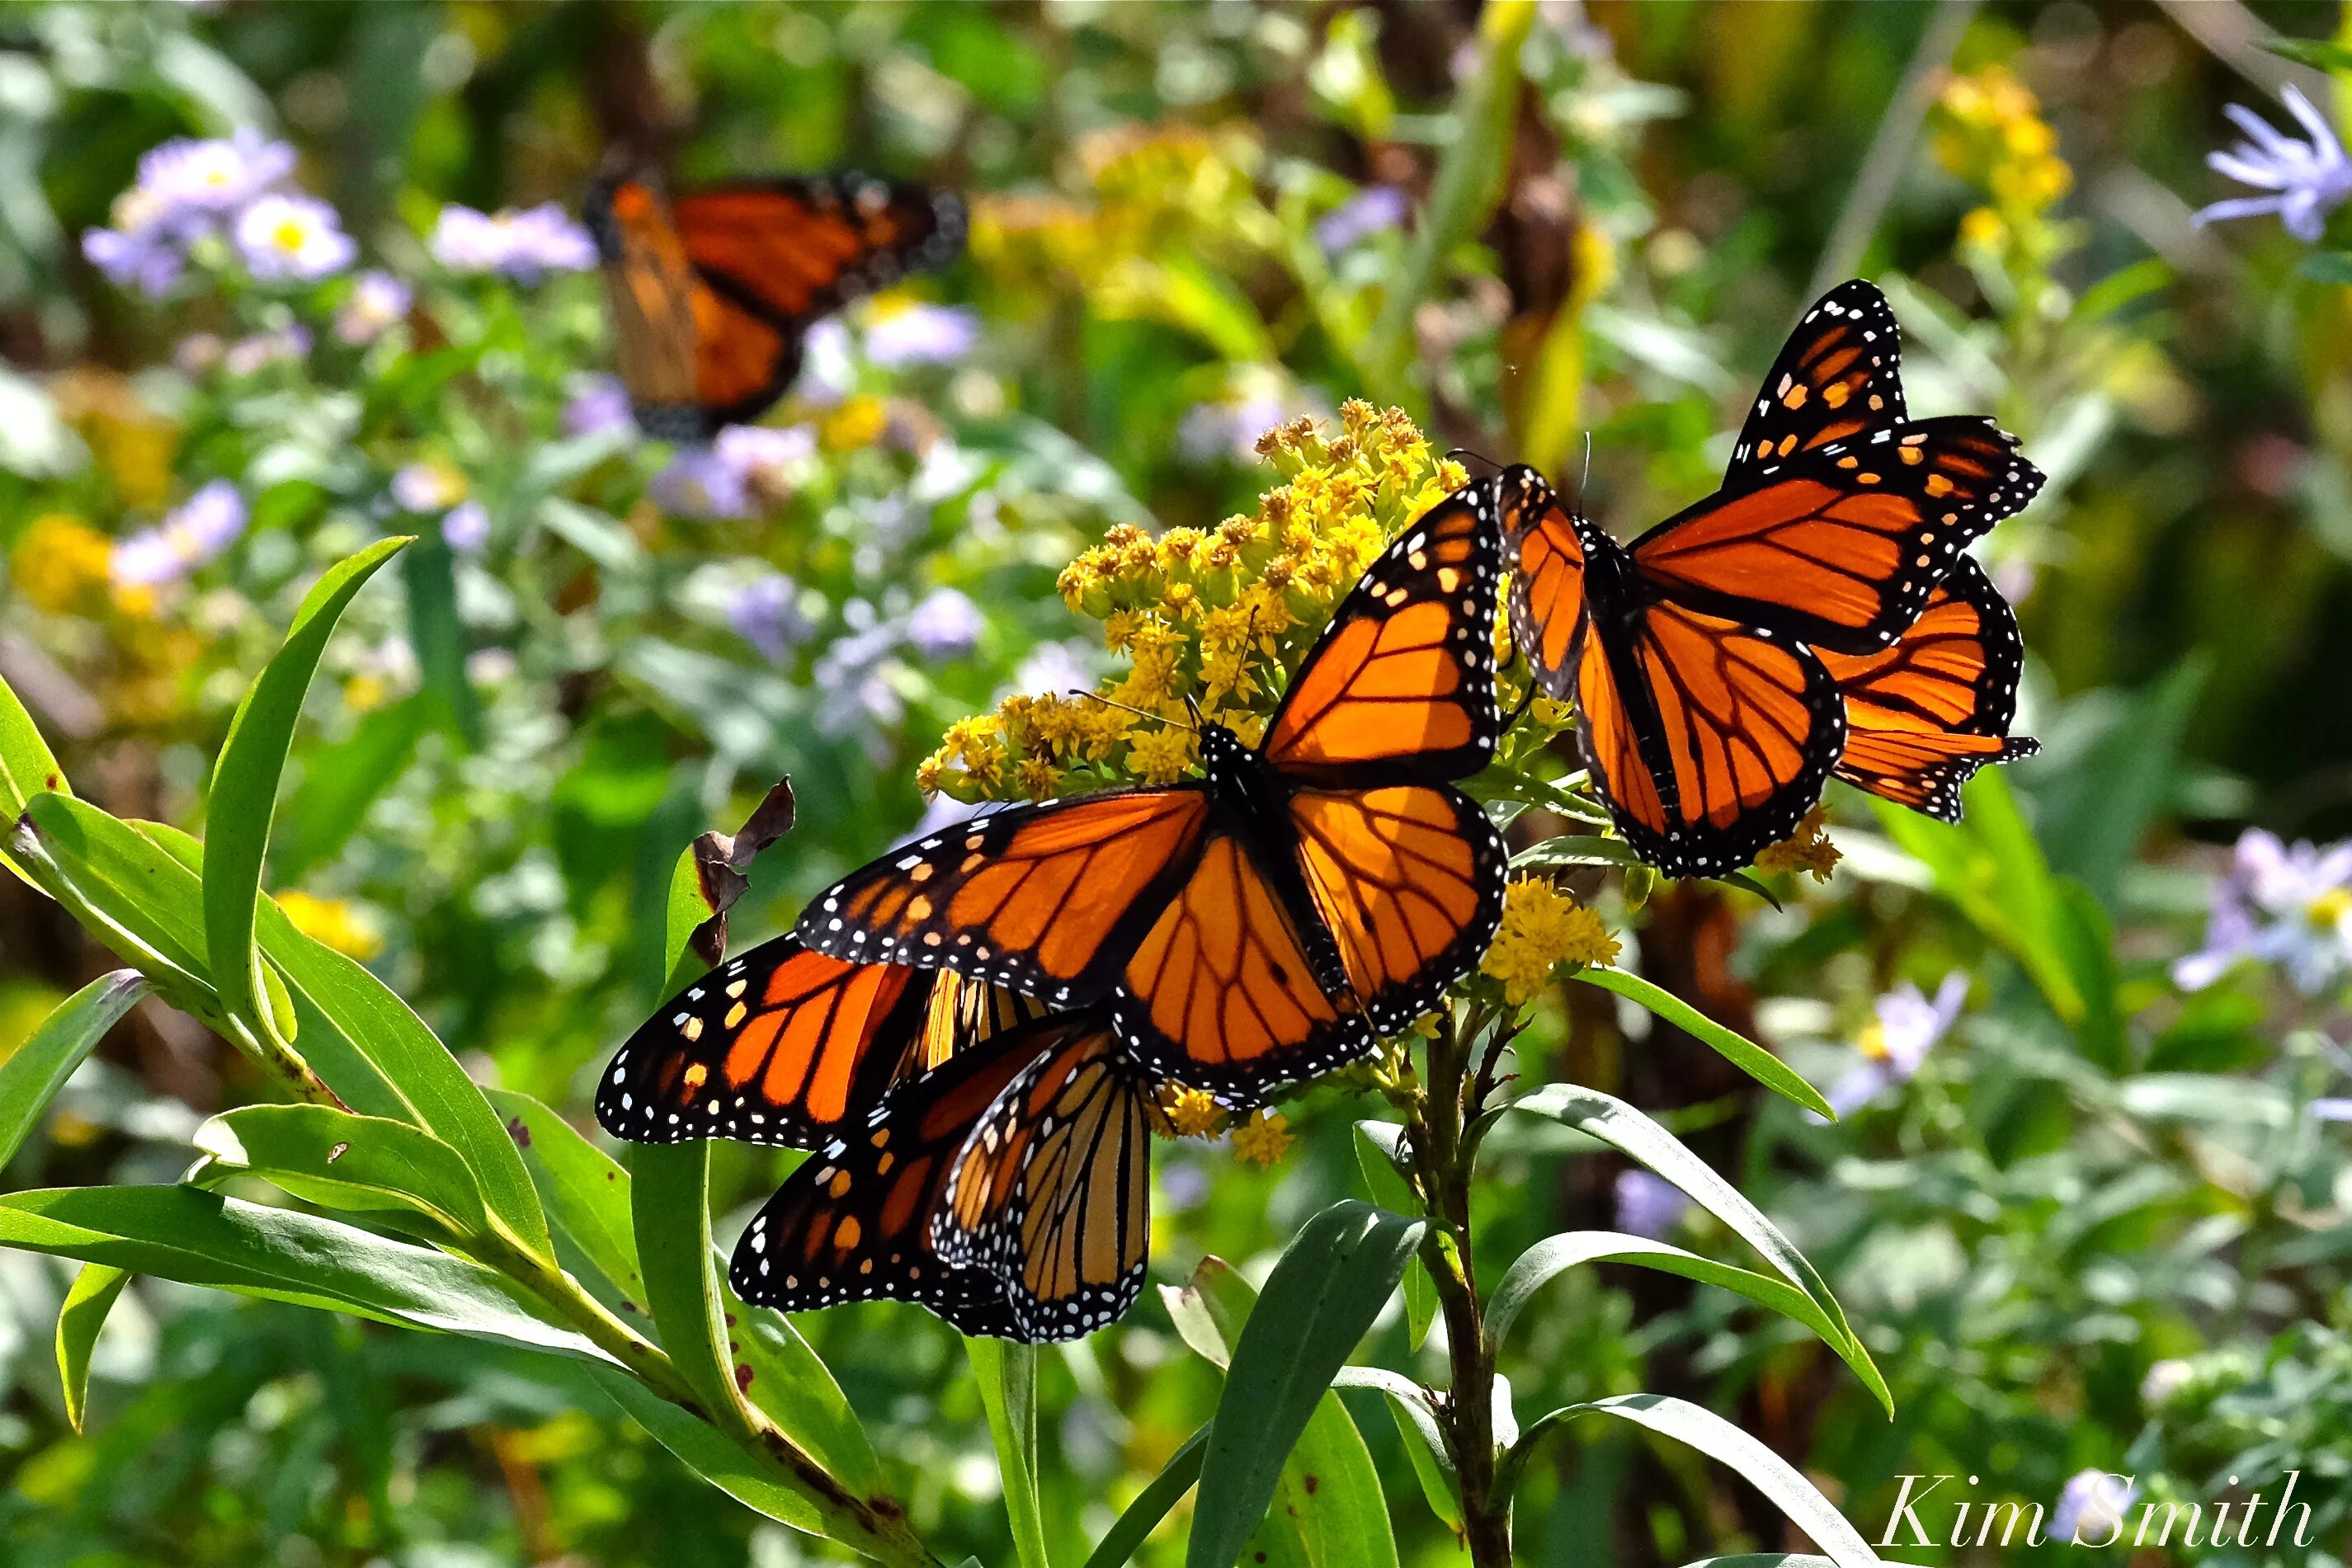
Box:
<box><xmin>596</xmin><ymin>933</ymin><xmax>1035</xmax><ymax>1151</ymax></box>
<box><xmin>585</xmin><ymin>171</ymin><xmax>964</xmax><ymax>442</ymax></box>
<box><xmin>1501</xmin><ymin>279</ymin><xmax>2045</xmax><ymax>875</ymax></box>
<box><xmin>1816</xmin><ymin>555</ymin><xmax>2039</xmax><ymax>822</ymax></box>
<box><xmin>796</xmin><ymin>485</ymin><xmax>1513</xmax><ymax>1101</ymax></box>
<box><xmin>729</xmin><ymin>1008</ymin><xmax>1152</xmax><ymax>1342</ymax></box>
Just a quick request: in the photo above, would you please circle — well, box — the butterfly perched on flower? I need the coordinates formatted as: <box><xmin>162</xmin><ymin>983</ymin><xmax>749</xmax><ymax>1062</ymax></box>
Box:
<box><xmin>730</xmin><ymin>1006</ymin><xmax>1155</xmax><ymax>1342</ymax></box>
<box><xmin>1501</xmin><ymin>279</ymin><xmax>2044</xmax><ymax>875</ymax></box>
<box><xmin>795</xmin><ymin>484</ymin><xmax>1513</xmax><ymax>1102</ymax></box>
<box><xmin>584</xmin><ymin>171</ymin><xmax>964</xmax><ymax>442</ymax></box>
<box><xmin>1817</xmin><ymin>555</ymin><xmax>2039</xmax><ymax>821</ymax></box>
<box><xmin>595</xmin><ymin>933</ymin><xmax>1034</xmax><ymax>1151</ymax></box>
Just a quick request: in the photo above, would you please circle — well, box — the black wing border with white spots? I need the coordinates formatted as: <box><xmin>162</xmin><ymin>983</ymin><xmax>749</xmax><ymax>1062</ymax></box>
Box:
<box><xmin>1725</xmin><ymin>278</ymin><xmax>1909</xmax><ymax>491</ymax></box>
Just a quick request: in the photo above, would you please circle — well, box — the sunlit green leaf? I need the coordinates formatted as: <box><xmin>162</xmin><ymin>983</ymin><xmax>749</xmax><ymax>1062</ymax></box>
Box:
<box><xmin>1082</xmin><ymin>1424</ymin><xmax>1209</xmax><ymax>1568</ymax></box>
<box><xmin>966</xmin><ymin>1337</ymin><xmax>1051</xmax><ymax>1568</ymax></box>
<box><xmin>194</xmin><ymin>1103</ymin><xmax>489</xmax><ymax>1242</ymax></box>
<box><xmin>1572</xmin><ymin>966</ymin><xmax>1834</xmax><ymax>1119</ymax></box>
<box><xmin>0</xmin><ymin>970</ymin><xmax>146</xmax><ymax>1170</ymax></box>
<box><xmin>55</xmin><ymin>1263</ymin><xmax>128</xmax><ymax>1434</ymax></box>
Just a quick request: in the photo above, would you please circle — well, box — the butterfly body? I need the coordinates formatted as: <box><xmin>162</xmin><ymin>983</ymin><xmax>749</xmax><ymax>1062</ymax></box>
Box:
<box><xmin>802</xmin><ymin>487</ymin><xmax>1512</xmax><ymax>1101</ymax></box>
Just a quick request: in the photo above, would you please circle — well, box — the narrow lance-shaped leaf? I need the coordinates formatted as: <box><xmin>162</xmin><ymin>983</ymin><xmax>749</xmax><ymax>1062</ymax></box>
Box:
<box><xmin>1082</xmin><ymin>1425</ymin><xmax>1209</xmax><ymax>1568</ymax></box>
<box><xmin>56</xmin><ymin>1263</ymin><xmax>129</xmax><ymax>1434</ymax></box>
<box><xmin>204</xmin><ymin>537</ymin><xmax>410</xmax><ymax>1032</ymax></box>
<box><xmin>0</xmin><ymin>970</ymin><xmax>147</xmax><ymax>1170</ymax></box>
<box><xmin>966</xmin><ymin>1336</ymin><xmax>1052</xmax><ymax>1568</ymax></box>
<box><xmin>1187</xmin><ymin>1203</ymin><xmax>1420</xmax><ymax>1568</ymax></box>
<box><xmin>0</xmin><ymin>666</ymin><xmax>68</xmax><ymax>816</ymax></box>
<box><xmin>1572</xmin><ymin>966</ymin><xmax>1835</xmax><ymax>1119</ymax></box>
<box><xmin>1351</xmin><ymin>1122</ymin><xmax>1435</xmax><ymax>1349</ymax></box>
<box><xmin>193</xmin><ymin>1103</ymin><xmax>491</xmax><ymax>1244</ymax></box>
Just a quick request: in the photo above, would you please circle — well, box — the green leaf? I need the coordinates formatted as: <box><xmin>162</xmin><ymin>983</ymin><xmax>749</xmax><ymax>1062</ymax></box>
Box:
<box><xmin>251</xmin><ymin>891</ymin><xmax>553</xmax><ymax>1258</ymax></box>
<box><xmin>1572</xmin><ymin>967</ymin><xmax>1835</xmax><ymax>1119</ymax></box>
<box><xmin>0</xmin><ymin>1186</ymin><xmax>612</xmax><ymax>1361</ymax></box>
<box><xmin>1330</xmin><ymin>1368</ymin><xmax>1459</xmax><ymax>1531</ymax></box>
<box><xmin>1506</xmin><ymin>1085</ymin><xmax>1889</xmax><ymax>1416</ymax></box>
<box><xmin>0</xmin><ymin>668</ymin><xmax>68</xmax><ymax>817</ymax></box>
<box><xmin>485</xmin><ymin>1090</ymin><xmax>879</xmax><ymax>1493</ymax></box>
<box><xmin>55</xmin><ymin>1263</ymin><xmax>129</xmax><ymax>1433</ymax></box>
<box><xmin>0</xmin><ymin>970</ymin><xmax>147</xmax><ymax>1170</ymax></box>
<box><xmin>1503</xmin><ymin>1395</ymin><xmax>1883</xmax><ymax>1568</ymax></box>
<box><xmin>204</xmin><ymin>539</ymin><xmax>409</xmax><ymax>1032</ymax></box>
<box><xmin>1485</xmin><ymin>1229</ymin><xmax>1886</xmax><ymax>1409</ymax></box>
<box><xmin>1350</xmin><ymin>1123</ymin><xmax>1434</xmax><ymax>1348</ymax></box>
<box><xmin>1082</xmin><ymin>1425</ymin><xmax>1208</xmax><ymax>1568</ymax></box>
<box><xmin>14</xmin><ymin>794</ymin><xmax>219</xmax><ymax>1016</ymax></box>
<box><xmin>403</xmin><ymin>539</ymin><xmax>482</xmax><ymax>747</ymax></box>
<box><xmin>966</xmin><ymin>1336</ymin><xmax>1052</xmax><ymax>1568</ymax></box>
<box><xmin>2299</xmin><ymin>251</ymin><xmax>2352</xmax><ymax>286</ymax></box>
<box><xmin>272</xmin><ymin>695</ymin><xmax>431</xmax><ymax>880</ymax></box>
<box><xmin>1187</xmin><ymin>1203</ymin><xmax>1419</xmax><ymax>1568</ymax></box>
<box><xmin>587</xmin><ymin>1365</ymin><xmax>826</xmax><ymax>1535</ymax></box>
<box><xmin>194</xmin><ymin>1103</ymin><xmax>490</xmax><ymax>1243</ymax></box>
<box><xmin>2264</xmin><ymin>37</ymin><xmax>2352</xmax><ymax>72</ymax></box>
<box><xmin>629</xmin><ymin>1141</ymin><xmax>757</xmax><ymax>1440</ymax></box>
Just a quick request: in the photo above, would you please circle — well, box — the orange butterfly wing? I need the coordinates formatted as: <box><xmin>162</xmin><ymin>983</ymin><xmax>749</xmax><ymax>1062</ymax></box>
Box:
<box><xmin>802</xmin><ymin>791</ymin><xmax>1214</xmax><ymax>1007</ymax></box>
<box><xmin>728</xmin><ymin>1019</ymin><xmax>1072</xmax><ymax>1337</ymax></box>
<box><xmin>1497</xmin><ymin>464</ymin><xmax>1588</xmax><ymax>699</ymax></box>
<box><xmin>1577</xmin><ymin>591</ymin><xmax>1846</xmax><ymax>878</ymax></box>
<box><xmin>935</xmin><ymin>1015</ymin><xmax>1152</xmax><ymax>1341</ymax></box>
<box><xmin>1726</xmin><ymin>279</ymin><xmax>1908</xmax><ymax>484</ymax></box>
<box><xmin>1817</xmin><ymin>556</ymin><xmax>2039</xmax><ymax>821</ymax></box>
<box><xmin>1260</xmin><ymin>481</ymin><xmax>1504</xmax><ymax>785</ymax></box>
<box><xmin>1629</xmin><ymin>417</ymin><xmax>2043</xmax><ymax>656</ymax></box>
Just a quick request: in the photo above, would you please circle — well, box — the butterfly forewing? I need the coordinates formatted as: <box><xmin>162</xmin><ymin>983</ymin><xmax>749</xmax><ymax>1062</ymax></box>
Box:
<box><xmin>671</xmin><ymin>177</ymin><xmax>964</xmax><ymax>326</ymax></box>
<box><xmin>934</xmin><ymin>1016</ymin><xmax>1152</xmax><ymax>1342</ymax></box>
<box><xmin>1817</xmin><ymin>555</ymin><xmax>2039</xmax><ymax>821</ymax></box>
<box><xmin>1260</xmin><ymin>482</ymin><xmax>1505</xmax><ymax>785</ymax></box>
<box><xmin>1725</xmin><ymin>279</ymin><xmax>1909</xmax><ymax>489</ymax></box>
<box><xmin>1497</xmin><ymin>465</ymin><xmax>1589</xmax><ymax>700</ymax></box>
<box><xmin>1629</xmin><ymin>417</ymin><xmax>2044</xmax><ymax>655</ymax></box>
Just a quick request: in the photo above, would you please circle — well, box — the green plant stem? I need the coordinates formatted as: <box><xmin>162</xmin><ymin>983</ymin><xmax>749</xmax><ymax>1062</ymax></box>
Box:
<box><xmin>1404</xmin><ymin>1007</ymin><xmax>1511</xmax><ymax>1566</ymax></box>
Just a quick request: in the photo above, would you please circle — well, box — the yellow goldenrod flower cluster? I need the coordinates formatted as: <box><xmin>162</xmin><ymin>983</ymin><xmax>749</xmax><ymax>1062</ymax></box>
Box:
<box><xmin>1932</xmin><ymin>65</ymin><xmax>2073</xmax><ymax>272</ymax></box>
<box><xmin>1229</xmin><ymin>1109</ymin><xmax>1293</xmax><ymax>1167</ymax></box>
<box><xmin>1480</xmin><ymin>876</ymin><xmax>1621</xmax><ymax>1005</ymax></box>
<box><xmin>12</xmin><ymin>515</ymin><xmax>116</xmax><ymax>615</ymax></box>
<box><xmin>1152</xmin><ymin>1084</ymin><xmax>1226</xmax><ymax>1141</ymax></box>
<box><xmin>1752</xmin><ymin>804</ymin><xmax>1841</xmax><ymax>883</ymax></box>
<box><xmin>276</xmin><ymin>890</ymin><xmax>385</xmax><ymax>962</ymax></box>
<box><xmin>920</xmin><ymin>401</ymin><xmax>1473</xmax><ymax>803</ymax></box>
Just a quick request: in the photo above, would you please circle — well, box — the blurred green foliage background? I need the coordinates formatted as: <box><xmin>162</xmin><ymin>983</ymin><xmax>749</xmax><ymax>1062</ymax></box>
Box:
<box><xmin>5</xmin><ymin>2</ymin><xmax>2352</xmax><ymax>1564</ymax></box>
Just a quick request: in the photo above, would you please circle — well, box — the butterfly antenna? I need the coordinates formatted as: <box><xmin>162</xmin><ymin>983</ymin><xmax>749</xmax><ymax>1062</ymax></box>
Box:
<box><xmin>1075</xmin><ymin>689</ymin><xmax>1195</xmax><ymax>732</ymax></box>
<box><xmin>1577</xmin><ymin>431</ymin><xmax>1593</xmax><ymax>506</ymax></box>
<box><xmin>1445</xmin><ymin>446</ymin><xmax>1504</xmax><ymax>477</ymax></box>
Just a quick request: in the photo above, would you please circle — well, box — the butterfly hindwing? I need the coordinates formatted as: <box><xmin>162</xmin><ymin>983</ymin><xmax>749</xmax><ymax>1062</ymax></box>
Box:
<box><xmin>1497</xmin><ymin>464</ymin><xmax>1588</xmax><ymax>700</ymax></box>
<box><xmin>670</xmin><ymin>176</ymin><xmax>964</xmax><ymax>332</ymax></box>
<box><xmin>934</xmin><ymin>1015</ymin><xmax>1152</xmax><ymax>1342</ymax></box>
<box><xmin>1260</xmin><ymin>480</ymin><xmax>1505</xmax><ymax>785</ymax></box>
<box><xmin>1817</xmin><ymin>555</ymin><xmax>2039</xmax><ymax>822</ymax></box>
<box><xmin>1725</xmin><ymin>279</ymin><xmax>1908</xmax><ymax>489</ymax></box>
<box><xmin>1628</xmin><ymin>416</ymin><xmax>2044</xmax><ymax>656</ymax></box>
<box><xmin>596</xmin><ymin>935</ymin><xmax>936</xmax><ymax>1149</ymax></box>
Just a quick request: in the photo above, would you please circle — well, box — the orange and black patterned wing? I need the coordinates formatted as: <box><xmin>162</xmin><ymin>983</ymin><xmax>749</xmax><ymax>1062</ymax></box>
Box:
<box><xmin>672</xmin><ymin>174</ymin><xmax>962</xmax><ymax>335</ymax></box>
<box><xmin>1497</xmin><ymin>464</ymin><xmax>1588</xmax><ymax>699</ymax></box>
<box><xmin>1289</xmin><ymin>784</ymin><xmax>1506</xmax><ymax>1036</ymax></box>
<box><xmin>1577</xmin><ymin>592</ymin><xmax>1847</xmax><ymax>878</ymax></box>
<box><xmin>597</xmin><ymin>935</ymin><xmax>938</xmax><ymax>1149</ymax></box>
<box><xmin>1113</xmin><ymin>826</ymin><xmax>1371</xmax><ymax>1101</ymax></box>
<box><xmin>1817</xmin><ymin>556</ymin><xmax>2039</xmax><ymax>822</ymax></box>
<box><xmin>1725</xmin><ymin>280</ymin><xmax>1907</xmax><ymax>488</ymax></box>
<box><xmin>935</xmin><ymin>1014</ymin><xmax>1152</xmax><ymax>1342</ymax></box>
<box><xmin>1628</xmin><ymin>417</ymin><xmax>2043</xmax><ymax>656</ymax></box>
<box><xmin>799</xmin><ymin>789</ymin><xmax>1214</xmax><ymax>1008</ymax></box>
<box><xmin>1259</xmin><ymin>479</ymin><xmax>1505</xmax><ymax>788</ymax></box>
<box><xmin>727</xmin><ymin>1021</ymin><xmax>1063</xmax><ymax>1338</ymax></box>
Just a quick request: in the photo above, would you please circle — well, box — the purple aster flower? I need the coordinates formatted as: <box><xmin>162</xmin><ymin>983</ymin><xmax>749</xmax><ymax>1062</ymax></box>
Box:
<box><xmin>1315</xmin><ymin>185</ymin><xmax>1409</xmax><ymax>255</ymax></box>
<box><xmin>905</xmin><ymin>586</ymin><xmax>984</xmax><ymax>659</ymax></box>
<box><xmin>650</xmin><ymin>425</ymin><xmax>813</xmax><ymax>520</ymax></box>
<box><xmin>2194</xmin><ymin>86</ymin><xmax>2352</xmax><ymax>242</ymax></box>
<box><xmin>441</xmin><ymin>500</ymin><xmax>490</xmax><ymax>553</ymax></box>
<box><xmin>429</xmin><ymin>202</ymin><xmax>597</xmax><ymax>284</ymax></box>
<box><xmin>235</xmin><ymin>193</ymin><xmax>356</xmax><ymax>281</ymax></box>
<box><xmin>2173</xmin><ymin>827</ymin><xmax>2352</xmax><ymax>995</ymax></box>
<box><xmin>1823</xmin><ymin>972</ymin><xmax>1968</xmax><ymax>1118</ymax></box>
<box><xmin>813</xmin><ymin>610</ymin><xmax>907</xmax><ymax>742</ymax></box>
<box><xmin>112</xmin><ymin>480</ymin><xmax>246</xmax><ymax>586</ymax></box>
<box><xmin>562</xmin><ymin>374</ymin><xmax>634</xmax><ymax>438</ymax></box>
<box><xmin>726</xmin><ymin>571</ymin><xmax>813</xmax><ymax>661</ymax></box>
<box><xmin>82</xmin><ymin>223</ymin><xmax>185</xmax><ymax>297</ymax></box>
<box><xmin>2051</xmin><ymin>1471</ymin><xmax>2138</xmax><ymax>1546</ymax></box>
<box><xmin>134</xmin><ymin>129</ymin><xmax>297</xmax><ymax>224</ymax></box>
<box><xmin>1613</xmin><ymin>1170</ymin><xmax>1691</xmax><ymax>1240</ymax></box>
<box><xmin>2314</xmin><ymin>1098</ymin><xmax>2352</xmax><ymax>1123</ymax></box>
<box><xmin>224</xmin><ymin>323</ymin><xmax>311</xmax><ymax>375</ymax></box>
<box><xmin>796</xmin><ymin>318</ymin><xmax>855</xmax><ymax>407</ymax></box>
<box><xmin>336</xmin><ymin>270</ymin><xmax>412</xmax><ymax>345</ymax></box>
<box><xmin>390</xmin><ymin>462</ymin><xmax>467</xmax><ymax>514</ymax></box>
<box><xmin>863</xmin><ymin>301</ymin><xmax>980</xmax><ymax>367</ymax></box>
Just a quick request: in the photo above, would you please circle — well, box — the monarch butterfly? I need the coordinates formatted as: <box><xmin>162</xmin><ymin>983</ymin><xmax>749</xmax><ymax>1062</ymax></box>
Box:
<box><xmin>585</xmin><ymin>172</ymin><xmax>964</xmax><ymax>443</ymax></box>
<box><xmin>796</xmin><ymin>485</ymin><xmax>1512</xmax><ymax>1100</ymax></box>
<box><xmin>729</xmin><ymin>1008</ymin><xmax>1152</xmax><ymax>1342</ymax></box>
<box><xmin>595</xmin><ymin>933</ymin><xmax>1034</xmax><ymax>1151</ymax></box>
<box><xmin>1501</xmin><ymin>279</ymin><xmax>2044</xmax><ymax>876</ymax></box>
<box><xmin>1817</xmin><ymin>555</ymin><xmax>2039</xmax><ymax>822</ymax></box>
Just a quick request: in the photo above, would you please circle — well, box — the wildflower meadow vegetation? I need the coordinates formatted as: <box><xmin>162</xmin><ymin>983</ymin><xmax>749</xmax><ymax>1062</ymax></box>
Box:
<box><xmin>3</xmin><ymin>4</ymin><xmax>2352</xmax><ymax>1566</ymax></box>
